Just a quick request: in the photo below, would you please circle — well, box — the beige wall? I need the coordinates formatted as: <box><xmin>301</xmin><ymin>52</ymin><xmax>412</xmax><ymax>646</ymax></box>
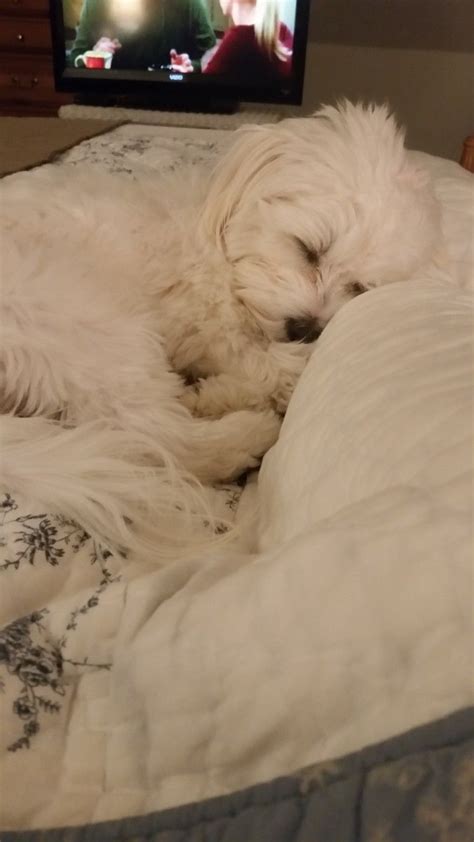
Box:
<box><xmin>300</xmin><ymin>43</ymin><xmax>473</xmax><ymax>161</ymax></box>
<box><xmin>293</xmin><ymin>0</ymin><xmax>474</xmax><ymax>161</ymax></box>
<box><xmin>309</xmin><ymin>0</ymin><xmax>473</xmax><ymax>53</ymax></box>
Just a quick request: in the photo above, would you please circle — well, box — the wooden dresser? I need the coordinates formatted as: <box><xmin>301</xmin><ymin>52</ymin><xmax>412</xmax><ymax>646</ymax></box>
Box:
<box><xmin>0</xmin><ymin>0</ymin><xmax>72</xmax><ymax>115</ymax></box>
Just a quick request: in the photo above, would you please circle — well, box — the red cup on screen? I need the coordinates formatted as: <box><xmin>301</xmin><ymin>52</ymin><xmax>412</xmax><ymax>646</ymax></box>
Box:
<box><xmin>74</xmin><ymin>50</ymin><xmax>112</xmax><ymax>69</ymax></box>
<box><xmin>85</xmin><ymin>55</ymin><xmax>105</xmax><ymax>68</ymax></box>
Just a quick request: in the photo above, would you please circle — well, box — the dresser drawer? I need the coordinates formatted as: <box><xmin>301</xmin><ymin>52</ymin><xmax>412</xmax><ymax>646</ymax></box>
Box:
<box><xmin>0</xmin><ymin>16</ymin><xmax>52</xmax><ymax>51</ymax></box>
<box><xmin>0</xmin><ymin>60</ymin><xmax>53</xmax><ymax>99</ymax></box>
<box><xmin>1</xmin><ymin>0</ymin><xmax>50</xmax><ymax>16</ymax></box>
<box><xmin>0</xmin><ymin>55</ymin><xmax>69</xmax><ymax>108</ymax></box>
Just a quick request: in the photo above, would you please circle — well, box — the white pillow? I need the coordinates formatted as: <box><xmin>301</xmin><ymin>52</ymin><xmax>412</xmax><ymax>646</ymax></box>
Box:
<box><xmin>258</xmin><ymin>279</ymin><xmax>473</xmax><ymax>549</ymax></box>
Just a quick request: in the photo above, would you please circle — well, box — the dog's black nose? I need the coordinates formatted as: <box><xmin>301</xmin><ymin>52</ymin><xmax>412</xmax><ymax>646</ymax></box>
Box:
<box><xmin>285</xmin><ymin>316</ymin><xmax>323</xmax><ymax>343</ymax></box>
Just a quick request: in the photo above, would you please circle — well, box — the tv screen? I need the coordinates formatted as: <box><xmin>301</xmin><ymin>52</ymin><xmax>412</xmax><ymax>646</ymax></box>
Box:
<box><xmin>50</xmin><ymin>0</ymin><xmax>311</xmax><ymax>108</ymax></box>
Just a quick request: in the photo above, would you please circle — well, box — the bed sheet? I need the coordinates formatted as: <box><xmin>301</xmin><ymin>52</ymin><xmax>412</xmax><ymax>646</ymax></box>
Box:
<box><xmin>1</xmin><ymin>126</ymin><xmax>472</xmax><ymax>831</ymax></box>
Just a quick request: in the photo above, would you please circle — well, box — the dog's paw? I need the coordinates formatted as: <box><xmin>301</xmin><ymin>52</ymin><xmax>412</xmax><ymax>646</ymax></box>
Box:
<box><xmin>181</xmin><ymin>381</ymin><xmax>228</xmax><ymax>417</ymax></box>
<box><xmin>190</xmin><ymin>409</ymin><xmax>282</xmax><ymax>484</ymax></box>
<box><xmin>246</xmin><ymin>408</ymin><xmax>282</xmax><ymax>455</ymax></box>
<box><xmin>181</xmin><ymin>383</ymin><xmax>203</xmax><ymax>415</ymax></box>
<box><xmin>181</xmin><ymin>375</ymin><xmax>272</xmax><ymax>418</ymax></box>
<box><xmin>232</xmin><ymin>409</ymin><xmax>282</xmax><ymax>473</ymax></box>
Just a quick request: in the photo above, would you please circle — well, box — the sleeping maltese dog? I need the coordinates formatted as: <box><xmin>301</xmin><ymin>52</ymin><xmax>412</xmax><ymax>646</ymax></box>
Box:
<box><xmin>0</xmin><ymin>101</ymin><xmax>440</xmax><ymax>560</ymax></box>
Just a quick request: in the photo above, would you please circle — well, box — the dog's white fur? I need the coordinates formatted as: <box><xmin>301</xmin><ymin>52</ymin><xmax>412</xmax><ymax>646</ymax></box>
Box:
<box><xmin>0</xmin><ymin>102</ymin><xmax>441</xmax><ymax>560</ymax></box>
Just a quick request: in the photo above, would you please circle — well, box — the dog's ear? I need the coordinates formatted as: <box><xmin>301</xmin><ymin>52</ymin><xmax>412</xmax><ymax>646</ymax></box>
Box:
<box><xmin>200</xmin><ymin>124</ymin><xmax>285</xmax><ymax>248</ymax></box>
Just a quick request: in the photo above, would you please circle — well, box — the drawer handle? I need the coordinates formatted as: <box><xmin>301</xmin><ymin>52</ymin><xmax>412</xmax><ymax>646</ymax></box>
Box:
<box><xmin>16</xmin><ymin>33</ymin><xmax>25</xmax><ymax>41</ymax></box>
<box><xmin>11</xmin><ymin>75</ymin><xmax>39</xmax><ymax>88</ymax></box>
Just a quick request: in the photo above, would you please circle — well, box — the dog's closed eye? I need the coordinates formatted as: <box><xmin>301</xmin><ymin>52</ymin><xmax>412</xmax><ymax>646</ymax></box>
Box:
<box><xmin>295</xmin><ymin>237</ymin><xmax>320</xmax><ymax>268</ymax></box>
<box><xmin>345</xmin><ymin>281</ymin><xmax>367</xmax><ymax>297</ymax></box>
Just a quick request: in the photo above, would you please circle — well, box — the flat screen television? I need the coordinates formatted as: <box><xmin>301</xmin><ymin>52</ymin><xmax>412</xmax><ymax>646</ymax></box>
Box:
<box><xmin>49</xmin><ymin>0</ymin><xmax>311</xmax><ymax>111</ymax></box>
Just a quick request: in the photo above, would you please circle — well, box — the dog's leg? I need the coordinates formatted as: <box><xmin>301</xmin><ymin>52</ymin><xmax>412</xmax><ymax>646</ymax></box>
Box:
<box><xmin>182</xmin><ymin>341</ymin><xmax>312</xmax><ymax>417</ymax></box>
<box><xmin>175</xmin><ymin>409</ymin><xmax>281</xmax><ymax>483</ymax></box>
<box><xmin>2</xmin><ymin>312</ymin><xmax>280</xmax><ymax>486</ymax></box>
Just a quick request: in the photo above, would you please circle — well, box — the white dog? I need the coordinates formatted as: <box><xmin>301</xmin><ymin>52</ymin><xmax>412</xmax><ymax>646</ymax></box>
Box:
<box><xmin>0</xmin><ymin>102</ymin><xmax>440</xmax><ymax>560</ymax></box>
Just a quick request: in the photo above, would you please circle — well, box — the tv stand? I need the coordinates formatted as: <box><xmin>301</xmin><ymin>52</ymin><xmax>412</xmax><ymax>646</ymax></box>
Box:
<box><xmin>61</xmin><ymin>99</ymin><xmax>289</xmax><ymax>131</ymax></box>
<box><xmin>73</xmin><ymin>92</ymin><xmax>238</xmax><ymax>115</ymax></box>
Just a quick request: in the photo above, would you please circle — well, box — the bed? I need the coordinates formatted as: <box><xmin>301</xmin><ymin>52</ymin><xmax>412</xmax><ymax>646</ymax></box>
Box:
<box><xmin>1</xmin><ymin>123</ymin><xmax>473</xmax><ymax>840</ymax></box>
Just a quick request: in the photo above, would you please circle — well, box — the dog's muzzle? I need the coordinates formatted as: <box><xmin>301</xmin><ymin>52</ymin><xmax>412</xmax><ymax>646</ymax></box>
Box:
<box><xmin>285</xmin><ymin>316</ymin><xmax>323</xmax><ymax>344</ymax></box>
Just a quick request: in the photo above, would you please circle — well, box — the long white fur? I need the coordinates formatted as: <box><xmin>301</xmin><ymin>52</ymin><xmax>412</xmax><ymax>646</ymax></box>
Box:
<box><xmin>0</xmin><ymin>101</ymin><xmax>441</xmax><ymax>562</ymax></box>
<box><xmin>0</xmin><ymin>415</ymin><xmax>211</xmax><ymax>557</ymax></box>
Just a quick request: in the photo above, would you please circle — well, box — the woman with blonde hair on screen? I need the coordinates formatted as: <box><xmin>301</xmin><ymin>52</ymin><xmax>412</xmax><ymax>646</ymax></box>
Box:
<box><xmin>173</xmin><ymin>0</ymin><xmax>293</xmax><ymax>80</ymax></box>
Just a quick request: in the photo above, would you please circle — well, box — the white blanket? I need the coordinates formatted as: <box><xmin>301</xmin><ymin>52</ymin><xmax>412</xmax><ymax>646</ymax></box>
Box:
<box><xmin>1</xmin><ymin>140</ymin><xmax>473</xmax><ymax>830</ymax></box>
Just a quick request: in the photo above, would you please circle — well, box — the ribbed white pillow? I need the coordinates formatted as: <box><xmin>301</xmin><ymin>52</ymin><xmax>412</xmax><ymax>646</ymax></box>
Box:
<box><xmin>258</xmin><ymin>278</ymin><xmax>473</xmax><ymax>549</ymax></box>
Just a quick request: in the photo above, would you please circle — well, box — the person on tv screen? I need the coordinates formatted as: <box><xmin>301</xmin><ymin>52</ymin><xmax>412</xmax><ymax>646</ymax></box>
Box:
<box><xmin>68</xmin><ymin>0</ymin><xmax>217</xmax><ymax>71</ymax></box>
<box><xmin>171</xmin><ymin>0</ymin><xmax>293</xmax><ymax>79</ymax></box>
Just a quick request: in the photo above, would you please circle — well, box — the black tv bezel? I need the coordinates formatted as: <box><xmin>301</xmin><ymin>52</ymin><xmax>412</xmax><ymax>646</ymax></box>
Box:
<box><xmin>49</xmin><ymin>0</ymin><xmax>311</xmax><ymax>109</ymax></box>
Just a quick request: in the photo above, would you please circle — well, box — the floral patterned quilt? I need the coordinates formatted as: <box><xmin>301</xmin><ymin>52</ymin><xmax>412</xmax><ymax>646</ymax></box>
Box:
<box><xmin>0</xmin><ymin>491</ymin><xmax>120</xmax><ymax>752</ymax></box>
<box><xmin>0</xmin><ymin>476</ymin><xmax>249</xmax><ymax>831</ymax></box>
<box><xmin>0</xmin><ymin>480</ymin><xmax>243</xmax><ymax>755</ymax></box>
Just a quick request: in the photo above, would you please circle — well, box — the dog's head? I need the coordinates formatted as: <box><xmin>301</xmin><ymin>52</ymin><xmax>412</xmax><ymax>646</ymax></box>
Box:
<box><xmin>200</xmin><ymin>101</ymin><xmax>441</xmax><ymax>343</ymax></box>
